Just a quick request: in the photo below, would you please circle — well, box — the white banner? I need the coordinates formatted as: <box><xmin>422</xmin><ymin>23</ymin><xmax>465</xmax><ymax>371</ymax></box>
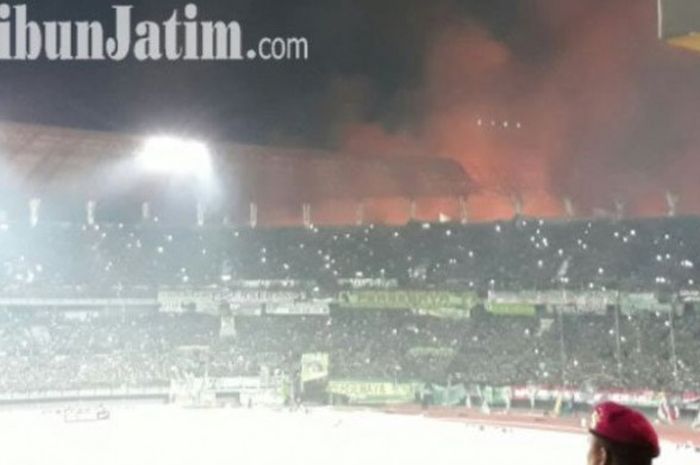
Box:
<box><xmin>0</xmin><ymin>297</ymin><xmax>157</xmax><ymax>308</ymax></box>
<box><xmin>228</xmin><ymin>280</ymin><xmax>313</xmax><ymax>289</ymax></box>
<box><xmin>158</xmin><ymin>288</ymin><xmax>221</xmax><ymax>315</ymax></box>
<box><xmin>337</xmin><ymin>278</ymin><xmax>399</xmax><ymax>289</ymax></box>
<box><xmin>509</xmin><ymin>385</ymin><xmax>694</xmax><ymax>409</ymax></box>
<box><xmin>265</xmin><ymin>300</ymin><xmax>330</xmax><ymax>315</ymax></box>
<box><xmin>679</xmin><ymin>290</ymin><xmax>700</xmax><ymax>303</ymax></box>
<box><xmin>488</xmin><ymin>290</ymin><xmax>615</xmax><ymax>314</ymax></box>
<box><xmin>225</xmin><ymin>289</ymin><xmax>306</xmax><ymax>304</ymax></box>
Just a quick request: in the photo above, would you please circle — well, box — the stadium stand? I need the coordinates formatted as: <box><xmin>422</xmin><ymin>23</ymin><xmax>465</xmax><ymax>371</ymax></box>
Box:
<box><xmin>1</xmin><ymin>216</ymin><xmax>699</xmax><ymax>397</ymax></box>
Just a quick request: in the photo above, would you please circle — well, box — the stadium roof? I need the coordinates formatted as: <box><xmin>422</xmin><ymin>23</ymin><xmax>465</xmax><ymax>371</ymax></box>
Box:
<box><xmin>659</xmin><ymin>0</ymin><xmax>700</xmax><ymax>52</ymax></box>
<box><xmin>0</xmin><ymin>122</ymin><xmax>473</xmax><ymax>203</ymax></box>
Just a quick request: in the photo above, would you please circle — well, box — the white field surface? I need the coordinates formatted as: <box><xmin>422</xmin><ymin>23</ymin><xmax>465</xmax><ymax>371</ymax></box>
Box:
<box><xmin>0</xmin><ymin>406</ymin><xmax>695</xmax><ymax>465</ymax></box>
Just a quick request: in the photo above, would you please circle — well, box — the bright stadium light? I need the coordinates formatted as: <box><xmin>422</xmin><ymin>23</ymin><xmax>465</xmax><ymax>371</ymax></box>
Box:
<box><xmin>136</xmin><ymin>136</ymin><xmax>212</xmax><ymax>178</ymax></box>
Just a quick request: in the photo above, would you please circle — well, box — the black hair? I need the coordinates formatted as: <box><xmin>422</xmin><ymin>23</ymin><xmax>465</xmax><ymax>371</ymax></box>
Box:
<box><xmin>591</xmin><ymin>434</ymin><xmax>654</xmax><ymax>465</ymax></box>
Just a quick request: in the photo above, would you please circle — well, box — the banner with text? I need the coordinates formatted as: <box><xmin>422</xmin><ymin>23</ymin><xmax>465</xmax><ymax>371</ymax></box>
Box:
<box><xmin>225</xmin><ymin>289</ymin><xmax>307</xmax><ymax>304</ymax></box>
<box><xmin>228</xmin><ymin>280</ymin><xmax>314</xmax><ymax>290</ymax></box>
<box><xmin>266</xmin><ymin>300</ymin><xmax>330</xmax><ymax>315</ymax></box>
<box><xmin>509</xmin><ymin>385</ymin><xmax>699</xmax><ymax>409</ymax></box>
<box><xmin>158</xmin><ymin>288</ymin><xmax>221</xmax><ymax>315</ymax></box>
<box><xmin>487</xmin><ymin>290</ymin><xmax>614</xmax><ymax>314</ymax></box>
<box><xmin>337</xmin><ymin>290</ymin><xmax>476</xmax><ymax>314</ymax></box>
<box><xmin>337</xmin><ymin>278</ymin><xmax>399</xmax><ymax>289</ymax></box>
<box><xmin>327</xmin><ymin>380</ymin><xmax>417</xmax><ymax>404</ymax></box>
<box><xmin>679</xmin><ymin>290</ymin><xmax>700</xmax><ymax>303</ymax></box>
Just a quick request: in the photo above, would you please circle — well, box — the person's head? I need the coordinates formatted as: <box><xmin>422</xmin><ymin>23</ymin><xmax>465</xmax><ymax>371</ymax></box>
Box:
<box><xmin>587</xmin><ymin>402</ymin><xmax>659</xmax><ymax>465</ymax></box>
<box><xmin>587</xmin><ymin>434</ymin><xmax>654</xmax><ymax>465</ymax></box>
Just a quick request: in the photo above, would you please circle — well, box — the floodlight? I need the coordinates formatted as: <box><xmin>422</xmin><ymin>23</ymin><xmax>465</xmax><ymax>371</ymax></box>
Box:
<box><xmin>137</xmin><ymin>136</ymin><xmax>212</xmax><ymax>178</ymax></box>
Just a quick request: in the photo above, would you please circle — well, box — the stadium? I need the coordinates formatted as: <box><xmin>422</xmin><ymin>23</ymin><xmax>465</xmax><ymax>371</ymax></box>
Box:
<box><xmin>0</xmin><ymin>1</ymin><xmax>700</xmax><ymax>464</ymax></box>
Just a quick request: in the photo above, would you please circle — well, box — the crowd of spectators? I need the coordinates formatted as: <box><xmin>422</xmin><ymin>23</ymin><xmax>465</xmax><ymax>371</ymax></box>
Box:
<box><xmin>0</xmin><ymin>216</ymin><xmax>699</xmax><ymax>394</ymax></box>
<box><xmin>1</xmin><ymin>216</ymin><xmax>699</xmax><ymax>293</ymax></box>
<box><xmin>1</xmin><ymin>305</ymin><xmax>699</xmax><ymax>393</ymax></box>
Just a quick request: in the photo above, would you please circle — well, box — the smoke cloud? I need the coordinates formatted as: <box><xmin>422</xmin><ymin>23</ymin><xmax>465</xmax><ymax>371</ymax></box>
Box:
<box><xmin>333</xmin><ymin>0</ymin><xmax>700</xmax><ymax>221</ymax></box>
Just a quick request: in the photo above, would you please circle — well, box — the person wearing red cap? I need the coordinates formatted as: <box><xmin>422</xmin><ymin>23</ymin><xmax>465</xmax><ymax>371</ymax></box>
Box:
<box><xmin>588</xmin><ymin>401</ymin><xmax>660</xmax><ymax>465</ymax></box>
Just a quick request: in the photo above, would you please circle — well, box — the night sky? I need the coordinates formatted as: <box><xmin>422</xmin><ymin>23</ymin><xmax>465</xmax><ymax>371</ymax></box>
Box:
<box><xmin>0</xmin><ymin>0</ymin><xmax>526</xmax><ymax>145</ymax></box>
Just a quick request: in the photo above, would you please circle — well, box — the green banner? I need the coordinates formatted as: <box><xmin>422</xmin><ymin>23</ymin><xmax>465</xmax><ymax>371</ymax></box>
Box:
<box><xmin>328</xmin><ymin>380</ymin><xmax>417</xmax><ymax>404</ymax></box>
<box><xmin>480</xmin><ymin>385</ymin><xmax>513</xmax><ymax>406</ymax></box>
<box><xmin>486</xmin><ymin>302</ymin><xmax>536</xmax><ymax>316</ymax></box>
<box><xmin>433</xmin><ymin>384</ymin><xmax>467</xmax><ymax>406</ymax></box>
<box><xmin>301</xmin><ymin>353</ymin><xmax>329</xmax><ymax>383</ymax></box>
<box><xmin>337</xmin><ymin>290</ymin><xmax>476</xmax><ymax>312</ymax></box>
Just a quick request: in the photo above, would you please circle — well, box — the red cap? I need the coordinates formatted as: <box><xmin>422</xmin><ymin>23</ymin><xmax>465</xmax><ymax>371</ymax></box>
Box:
<box><xmin>589</xmin><ymin>401</ymin><xmax>660</xmax><ymax>458</ymax></box>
